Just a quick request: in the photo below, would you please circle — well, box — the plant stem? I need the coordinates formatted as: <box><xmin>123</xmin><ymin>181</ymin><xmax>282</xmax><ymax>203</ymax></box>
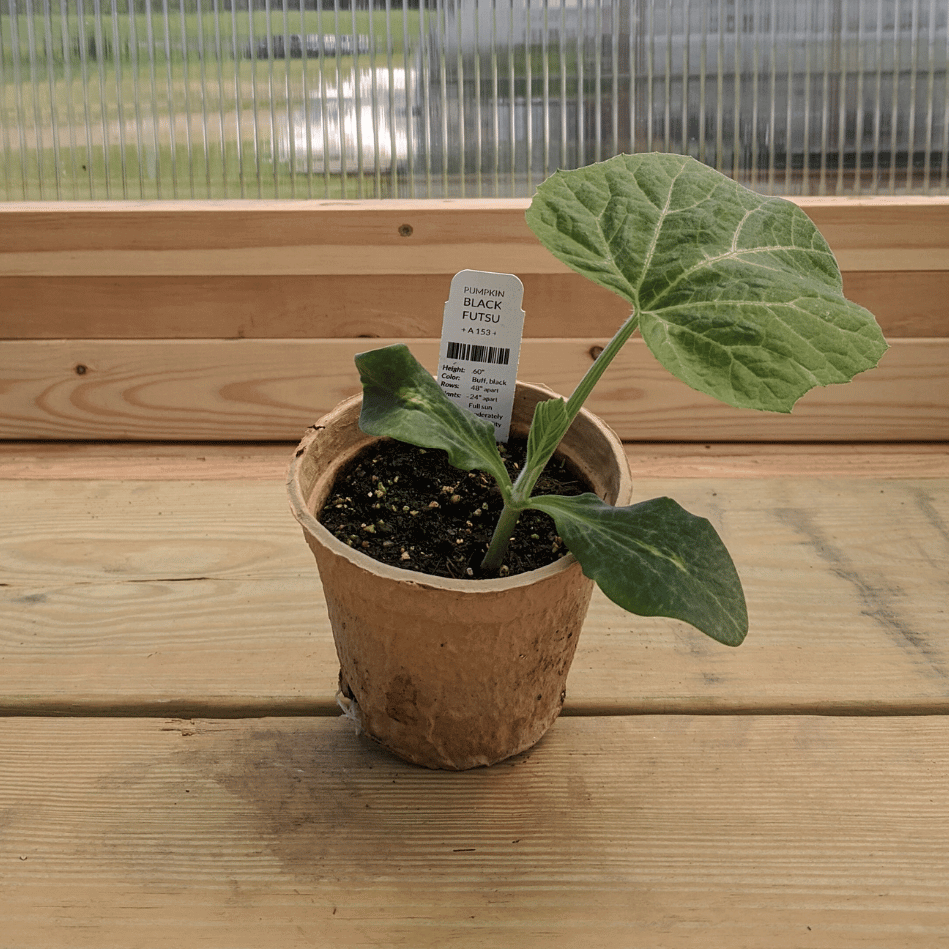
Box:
<box><xmin>480</xmin><ymin>500</ymin><xmax>523</xmax><ymax>573</ymax></box>
<box><xmin>564</xmin><ymin>311</ymin><xmax>640</xmax><ymax>424</ymax></box>
<box><xmin>515</xmin><ymin>310</ymin><xmax>640</xmax><ymax>502</ymax></box>
<box><xmin>479</xmin><ymin>310</ymin><xmax>640</xmax><ymax>574</ymax></box>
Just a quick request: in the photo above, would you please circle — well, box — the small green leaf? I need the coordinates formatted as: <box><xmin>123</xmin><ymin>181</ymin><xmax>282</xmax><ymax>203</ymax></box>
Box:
<box><xmin>526</xmin><ymin>154</ymin><xmax>888</xmax><ymax>413</ymax></box>
<box><xmin>529</xmin><ymin>493</ymin><xmax>748</xmax><ymax>646</ymax></box>
<box><xmin>521</xmin><ymin>396</ymin><xmax>570</xmax><ymax>492</ymax></box>
<box><xmin>355</xmin><ymin>344</ymin><xmax>511</xmax><ymax>489</ymax></box>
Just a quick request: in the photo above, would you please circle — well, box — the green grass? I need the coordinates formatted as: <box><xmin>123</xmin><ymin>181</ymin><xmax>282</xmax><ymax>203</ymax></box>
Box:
<box><xmin>1</xmin><ymin>7</ymin><xmax>424</xmax><ymax>199</ymax></box>
<box><xmin>1</xmin><ymin>54</ymin><xmax>396</xmax><ymax>199</ymax></box>
<box><xmin>2</xmin><ymin>136</ymin><xmax>406</xmax><ymax>200</ymax></box>
<box><xmin>1</xmin><ymin>8</ymin><xmax>595</xmax><ymax>200</ymax></box>
<box><xmin>2</xmin><ymin>8</ymin><xmax>423</xmax><ymax>70</ymax></box>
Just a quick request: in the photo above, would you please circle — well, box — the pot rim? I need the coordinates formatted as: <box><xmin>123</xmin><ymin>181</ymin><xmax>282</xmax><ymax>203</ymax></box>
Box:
<box><xmin>287</xmin><ymin>380</ymin><xmax>630</xmax><ymax>594</ymax></box>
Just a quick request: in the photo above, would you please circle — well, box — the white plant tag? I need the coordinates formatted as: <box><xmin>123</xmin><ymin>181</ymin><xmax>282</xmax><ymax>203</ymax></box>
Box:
<box><xmin>437</xmin><ymin>270</ymin><xmax>525</xmax><ymax>442</ymax></box>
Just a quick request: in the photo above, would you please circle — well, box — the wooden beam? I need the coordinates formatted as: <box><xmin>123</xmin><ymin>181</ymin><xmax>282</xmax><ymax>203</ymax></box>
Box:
<box><xmin>0</xmin><ymin>337</ymin><xmax>944</xmax><ymax>441</ymax></box>
<box><xmin>2</xmin><ymin>269</ymin><xmax>945</xmax><ymax>340</ymax></box>
<box><xmin>2</xmin><ymin>198</ymin><xmax>948</xmax><ymax>276</ymax></box>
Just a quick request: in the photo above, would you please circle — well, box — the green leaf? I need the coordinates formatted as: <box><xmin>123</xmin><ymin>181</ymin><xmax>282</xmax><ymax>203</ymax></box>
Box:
<box><xmin>526</xmin><ymin>154</ymin><xmax>888</xmax><ymax>413</ymax></box>
<box><xmin>521</xmin><ymin>396</ymin><xmax>570</xmax><ymax>494</ymax></box>
<box><xmin>355</xmin><ymin>344</ymin><xmax>511</xmax><ymax>489</ymax></box>
<box><xmin>529</xmin><ymin>493</ymin><xmax>748</xmax><ymax>646</ymax></box>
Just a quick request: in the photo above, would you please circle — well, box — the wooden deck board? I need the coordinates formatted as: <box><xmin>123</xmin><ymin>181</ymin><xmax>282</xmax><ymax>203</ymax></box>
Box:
<box><xmin>2</xmin><ymin>475</ymin><xmax>946</xmax><ymax>716</ymax></box>
<box><xmin>1</xmin><ymin>440</ymin><xmax>948</xmax><ymax>480</ymax></box>
<box><xmin>1</xmin><ymin>715</ymin><xmax>946</xmax><ymax>949</ymax></box>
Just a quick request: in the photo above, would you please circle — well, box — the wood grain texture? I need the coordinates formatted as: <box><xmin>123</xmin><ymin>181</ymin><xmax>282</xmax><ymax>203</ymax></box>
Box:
<box><xmin>842</xmin><ymin>270</ymin><xmax>949</xmax><ymax>339</ymax></box>
<box><xmin>1</xmin><ymin>270</ymin><xmax>944</xmax><ymax>341</ymax></box>
<box><xmin>2</xmin><ymin>338</ymin><xmax>944</xmax><ymax>441</ymax></box>
<box><xmin>0</xmin><ymin>273</ymin><xmax>635</xmax><ymax>340</ymax></box>
<box><xmin>2</xmin><ymin>441</ymin><xmax>947</xmax><ymax>480</ymax></box>
<box><xmin>1</xmin><ymin>201</ymin><xmax>558</xmax><ymax>277</ymax></box>
<box><xmin>4</xmin><ymin>193</ymin><xmax>947</xmax><ymax>946</ymax></box>
<box><xmin>2</xmin><ymin>477</ymin><xmax>946</xmax><ymax>715</ymax></box>
<box><xmin>1</xmin><ymin>716</ymin><xmax>946</xmax><ymax>948</ymax></box>
<box><xmin>618</xmin><ymin>442</ymin><xmax>949</xmax><ymax>479</ymax></box>
<box><xmin>2</xmin><ymin>198</ymin><xmax>948</xmax><ymax>275</ymax></box>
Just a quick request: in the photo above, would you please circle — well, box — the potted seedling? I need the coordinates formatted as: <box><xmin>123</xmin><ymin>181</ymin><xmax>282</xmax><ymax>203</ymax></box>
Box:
<box><xmin>288</xmin><ymin>154</ymin><xmax>887</xmax><ymax>770</ymax></box>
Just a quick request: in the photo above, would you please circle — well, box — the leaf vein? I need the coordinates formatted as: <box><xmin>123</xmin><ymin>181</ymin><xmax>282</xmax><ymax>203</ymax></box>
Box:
<box><xmin>637</xmin><ymin>162</ymin><xmax>686</xmax><ymax>298</ymax></box>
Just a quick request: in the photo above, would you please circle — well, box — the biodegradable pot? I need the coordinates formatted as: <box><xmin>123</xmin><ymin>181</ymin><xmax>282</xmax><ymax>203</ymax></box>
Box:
<box><xmin>287</xmin><ymin>381</ymin><xmax>633</xmax><ymax>770</ymax></box>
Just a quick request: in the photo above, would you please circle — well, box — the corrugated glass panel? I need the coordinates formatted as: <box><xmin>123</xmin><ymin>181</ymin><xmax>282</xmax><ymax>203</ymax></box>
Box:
<box><xmin>1</xmin><ymin>0</ymin><xmax>946</xmax><ymax>199</ymax></box>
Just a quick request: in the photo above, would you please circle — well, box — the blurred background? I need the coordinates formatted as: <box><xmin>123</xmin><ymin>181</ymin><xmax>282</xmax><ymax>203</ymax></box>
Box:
<box><xmin>2</xmin><ymin>0</ymin><xmax>946</xmax><ymax>200</ymax></box>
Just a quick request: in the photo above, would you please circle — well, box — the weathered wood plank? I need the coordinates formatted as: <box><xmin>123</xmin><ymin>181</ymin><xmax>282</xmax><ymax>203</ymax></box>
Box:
<box><xmin>1</xmin><ymin>270</ymin><xmax>944</xmax><ymax>341</ymax></box>
<box><xmin>0</xmin><ymin>442</ymin><xmax>298</xmax><ymax>481</ymax></box>
<box><xmin>2</xmin><ymin>477</ymin><xmax>946</xmax><ymax>715</ymax></box>
<box><xmin>1</xmin><ymin>338</ymin><xmax>944</xmax><ymax>441</ymax></box>
<box><xmin>617</xmin><ymin>442</ymin><xmax>949</xmax><ymax>479</ymax></box>
<box><xmin>1</xmin><ymin>441</ymin><xmax>947</xmax><ymax>481</ymax></box>
<box><xmin>2</xmin><ymin>198</ymin><xmax>948</xmax><ymax>275</ymax></box>
<box><xmin>1</xmin><ymin>716</ymin><xmax>946</xmax><ymax>948</ymax></box>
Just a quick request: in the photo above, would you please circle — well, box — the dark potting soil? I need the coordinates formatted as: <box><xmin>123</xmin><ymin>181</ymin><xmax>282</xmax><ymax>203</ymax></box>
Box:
<box><xmin>318</xmin><ymin>437</ymin><xmax>591</xmax><ymax>580</ymax></box>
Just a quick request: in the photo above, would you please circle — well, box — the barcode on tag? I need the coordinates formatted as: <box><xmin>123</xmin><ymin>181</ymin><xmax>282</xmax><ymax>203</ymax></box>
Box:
<box><xmin>437</xmin><ymin>270</ymin><xmax>525</xmax><ymax>442</ymax></box>
<box><xmin>445</xmin><ymin>341</ymin><xmax>511</xmax><ymax>365</ymax></box>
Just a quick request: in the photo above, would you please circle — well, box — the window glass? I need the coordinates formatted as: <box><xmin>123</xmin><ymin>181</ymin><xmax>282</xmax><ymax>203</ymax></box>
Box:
<box><xmin>1</xmin><ymin>0</ymin><xmax>946</xmax><ymax>199</ymax></box>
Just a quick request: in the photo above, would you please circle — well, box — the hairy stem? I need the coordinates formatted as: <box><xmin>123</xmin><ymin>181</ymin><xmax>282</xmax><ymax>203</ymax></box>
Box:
<box><xmin>564</xmin><ymin>311</ymin><xmax>640</xmax><ymax>424</ymax></box>
<box><xmin>480</xmin><ymin>500</ymin><xmax>523</xmax><ymax>573</ymax></box>
<box><xmin>479</xmin><ymin>311</ymin><xmax>640</xmax><ymax>573</ymax></box>
<box><xmin>514</xmin><ymin>310</ymin><xmax>640</xmax><ymax>503</ymax></box>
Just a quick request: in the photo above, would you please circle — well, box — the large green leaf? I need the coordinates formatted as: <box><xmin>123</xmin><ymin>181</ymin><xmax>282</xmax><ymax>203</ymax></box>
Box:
<box><xmin>529</xmin><ymin>493</ymin><xmax>748</xmax><ymax>646</ymax></box>
<box><xmin>355</xmin><ymin>344</ymin><xmax>511</xmax><ymax>489</ymax></box>
<box><xmin>526</xmin><ymin>153</ymin><xmax>888</xmax><ymax>413</ymax></box>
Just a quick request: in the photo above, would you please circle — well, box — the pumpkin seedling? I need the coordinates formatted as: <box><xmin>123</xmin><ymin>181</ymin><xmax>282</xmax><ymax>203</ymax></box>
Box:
<box><xmin>354</xmin><ymin>154</ymin><xmax>888</xmax><ymax>647</ymax></box>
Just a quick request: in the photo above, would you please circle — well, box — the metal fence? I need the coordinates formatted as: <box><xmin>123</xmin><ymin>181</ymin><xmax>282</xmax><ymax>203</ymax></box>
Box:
<box><xmin>2</xmin><ymin>0</ymin><xmax>947</xmax><ymax>200</ymax></box>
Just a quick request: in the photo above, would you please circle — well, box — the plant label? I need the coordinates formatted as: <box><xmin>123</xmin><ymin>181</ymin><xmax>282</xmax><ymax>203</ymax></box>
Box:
<box><xmin>437</xmin><ymin>270</ymin><xmax>525</xmax><ymax>442</ymax></box>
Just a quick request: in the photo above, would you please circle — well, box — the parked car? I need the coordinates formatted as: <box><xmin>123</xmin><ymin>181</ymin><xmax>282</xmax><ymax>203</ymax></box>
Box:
<box><xmin>245</xmin><ymin>33</ymin><xmax>370</xmax><ymax>60</ymax></box>
<box><xmin>275</xmin><ymin>68</ymin><xmax>410</xmax><ymax>174</ymax></box>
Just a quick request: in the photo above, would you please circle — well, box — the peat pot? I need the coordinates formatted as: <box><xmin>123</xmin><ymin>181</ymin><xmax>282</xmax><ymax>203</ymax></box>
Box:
<box><xmin>287</xmin><ymin>381</ymin><xmax>633</xmax><ymax>770</ymax></box>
